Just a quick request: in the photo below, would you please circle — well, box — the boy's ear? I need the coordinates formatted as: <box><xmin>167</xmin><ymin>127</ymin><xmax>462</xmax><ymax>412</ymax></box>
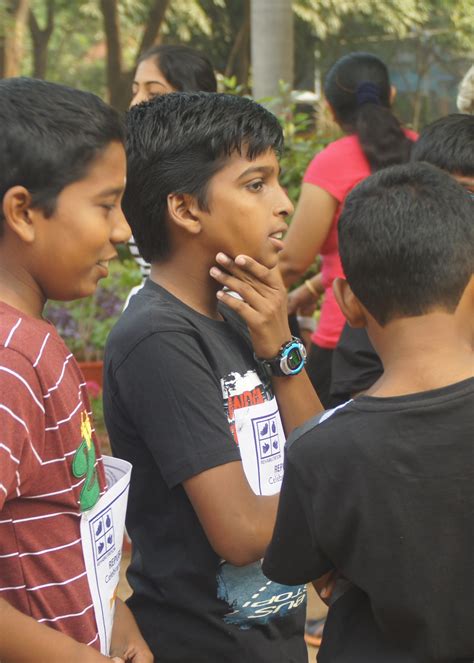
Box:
<box><xmin>2</xmin><ymin>186</ymin><xmax>37</xmax><ymax>243</ymax></box>
<box><xmin>333</xmin><ymin>277</ymin><xmax>367</xmax><ymax>328</ymax></box>
<box><xmin>167</xmin><ymin>193</ymin><xmax>203</xmax><ymax>236</ymax></box>
<box><xmin>389</xmin><ymin>85</ymin><xmax>397</xmax><ymax>105</ymax></box>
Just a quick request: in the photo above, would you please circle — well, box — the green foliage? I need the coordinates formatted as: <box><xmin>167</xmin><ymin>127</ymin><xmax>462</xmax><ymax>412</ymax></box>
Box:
<box><xmin>294</xmin><ymin>0</ymin><xmax>427</xmax><ymax>39</ymax></box>
<box><xmin>9</xmin><ymin>0</ymin><xmax>473</xmax><ymax>128</ymax></box>
<box><xmin>45</xmin><ymin>259</ymin><xmax>142</xmax><ymax>361</ymax></box>
<box><xmin>90</xmin><ymin>389</ymin><xmax>106</xmax><ymax>436</ymax></box>
<box><xmin>216</xmin><ymin>73</ymin><xmax>246</xmax><ymax>95</ymax></box>
<box><xmin>265</xmin><ymin>85</ymin><xmax>327</xmax><ymax>204</ymax></box>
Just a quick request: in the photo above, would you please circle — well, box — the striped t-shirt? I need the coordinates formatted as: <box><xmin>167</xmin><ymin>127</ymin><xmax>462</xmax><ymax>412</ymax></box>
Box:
<box><xmin>0</xmin><ymin>301</ymin><xmax>106</xmax><ymax>649</ymax></box>
<box><xmin>128</xmin><ymin>235</ymin><xmax>150</xmax><ymax>280</ymax></box>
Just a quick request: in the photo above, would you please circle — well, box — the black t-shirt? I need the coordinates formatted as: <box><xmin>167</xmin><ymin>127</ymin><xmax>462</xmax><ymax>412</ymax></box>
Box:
<box><xmin>103</xmin><ymin>280</ymin><xmax>306</xmax><ymax>663</ymax></box>
<box><xmin>330</xmin><ymin>323</ymin><xmax>383</xmax><ymax>399</ymax></box>
<box><xmin>263</xmin><ymin>379</ymin><xmax>474</xmax><ymax>662</ymax></box>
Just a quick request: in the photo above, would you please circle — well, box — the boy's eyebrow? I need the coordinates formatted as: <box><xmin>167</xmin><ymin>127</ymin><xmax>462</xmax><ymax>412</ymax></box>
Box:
<box><xmin>133</xmin><ymin>80</ymin><xmax>167</xmax><ymax>88</ymax></box>
<box><xmin>96</xmin><ymin>186</ymin><xmax>125</xmax><ymax>198</ymax></box>
<box><xmin>237</xmin><ymin>165</ymin><xmax>281</xmax><ymax>179</ymax></box>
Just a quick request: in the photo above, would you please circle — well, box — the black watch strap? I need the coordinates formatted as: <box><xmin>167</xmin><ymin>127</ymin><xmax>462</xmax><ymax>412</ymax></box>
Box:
<box><xmin>255</xmin><ymin>336</ymin><xmax>307</xmax><ymax>378</ymax></box>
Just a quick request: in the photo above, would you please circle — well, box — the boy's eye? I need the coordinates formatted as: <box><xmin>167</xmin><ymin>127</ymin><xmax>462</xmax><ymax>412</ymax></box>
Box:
<box><xmin>246</xmin><ymin>180</ymin><xmax>264</xmax><ymax>192</ymax></box>
<box><xmin>101</xmin><ymin>204</ymin><xmax>116</xmax><ymax>213</ymax></box>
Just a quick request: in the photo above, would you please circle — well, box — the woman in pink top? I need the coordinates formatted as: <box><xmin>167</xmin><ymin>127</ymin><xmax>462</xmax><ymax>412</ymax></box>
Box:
<box><xmin>280</xmin><ymin>52</ymin><xmax>417</xmax><ymax>409</ymax></box>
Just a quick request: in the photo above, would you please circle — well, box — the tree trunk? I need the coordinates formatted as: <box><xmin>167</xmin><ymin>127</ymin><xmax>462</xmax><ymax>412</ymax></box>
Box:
<box><xmin>137</xmin><ymin>0</ymin><xmax>170</xmax><ymax>56</ymax></box>
<box><xmin>250</xmin><ymin>0</ymin><xmax>293</xmax><ymax>100</ymax></box>
<box><xmin>29</xmin><ymin>0</ymin><xmax>55</xmax><ymax>79</ymax></box>
<box><xmin>0</xmin><ymin>0</ymin><xmax>30</xmax><ymax>78</ymax></box>
<box><xmin>225</xmin><ymin>0</ymin><xmax>250</xmax><ymax>86</ymax></box>
<box><xmin>100</xmin><ymin>0</ymin><xmax>170</xmax><ymax>110</ymax></box>
<box><xmin>411</xmin><ymin>37</ymin><xmax>432</xmax><ymax>132</ymax></box>
<box><xmin>100</xmin><ymin>0</ymin><xmax>124</xmax><ymax>108</ymax></box>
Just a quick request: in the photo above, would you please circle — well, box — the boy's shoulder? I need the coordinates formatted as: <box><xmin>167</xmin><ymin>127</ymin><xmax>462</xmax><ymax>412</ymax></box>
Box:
<box><xmin>285</xmin><ymin>399</ymin><xmax>355</xmax><ymax>462</ymax></box>
<box><xmin>286</xmin><ymin>379</ymin><xmax>474</xmax><ymax>476</ymax></box>
<box><xmin>109</xmin><ymin>280</ymin><xmax>249</xmax><ymax>352</ymax></box>
<box><xmin>0</xmin><ymin>301</ymin><xmax>64</xmax><ymax>368</ymax></box>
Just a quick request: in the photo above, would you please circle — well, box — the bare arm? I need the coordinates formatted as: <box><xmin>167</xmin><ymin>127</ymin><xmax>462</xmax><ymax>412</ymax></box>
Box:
<box><xmin>279</xmin><ymin>183</ymin><xmax>338</xmax><ymax>287</ymax></box>
<box><xmin>183</xmin><ymin>253</ymin><xmax>323</xmax><ymax>568</ymax></box>
<box><xmin>287</xmin><ymin>272</ymin><xmax>324</xmax><ymax>316</ymax></box>
<box><xmin>0</xmin><ymin>598</ymin><xmax>112</xmax><ymax>663</ymax></box>
<box><xmin>110</xmin><ymin>598</ymin><xmax>153</xmax><ymax>663</ymax></box>
<box><xmin>183</xmin><ymin>461</ymin><xmax>278</xmax><ymax>566</ymax></box>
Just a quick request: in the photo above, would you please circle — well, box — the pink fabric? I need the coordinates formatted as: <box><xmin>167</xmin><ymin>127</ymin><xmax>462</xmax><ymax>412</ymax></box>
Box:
<box><xmin>303</xmin><ymin>130</ymin><xmax>418</xmax><ymax>349</ymax></box>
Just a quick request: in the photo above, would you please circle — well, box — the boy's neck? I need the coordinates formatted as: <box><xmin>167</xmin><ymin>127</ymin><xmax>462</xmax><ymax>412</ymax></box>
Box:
<box><xmin>366</xmin><ymin>312</ymin><xmax>473</xmax><ymax>398</ymax></box>
<box><xmin>0</xmin><ymin>262</ymin><xmax>45</xmax><ymax>320</ymax></box>
<box><xmin>149</xmin><ymin>253</ymin><xmax>222</xmax><ymax>320</ymax></box>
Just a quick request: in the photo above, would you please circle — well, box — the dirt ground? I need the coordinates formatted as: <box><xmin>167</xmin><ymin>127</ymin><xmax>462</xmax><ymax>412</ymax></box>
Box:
<box><xmin>117</xmin><ymin>549</ymin><xmax>327</xmax><ymax>661</ymax></box>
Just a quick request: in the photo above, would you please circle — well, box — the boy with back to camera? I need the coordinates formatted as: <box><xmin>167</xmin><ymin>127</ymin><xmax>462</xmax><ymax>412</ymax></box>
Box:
<box><xmin>330</xmin><ymin>112</ymin><xmax>474</xmax><ymax>403</ymax></box>
<box><xmin>263</xmin><ymin>162</ymin><xmax>474</xmax><ymax>662</ymax></box>
<box><xmin>0</xmin><ymin>78</ymin><xmax>152</xmax><ymax>663</ymax></box>
<box><xmin>103</xmin><ymin>92</ymin><xmax>323</xmax><ymax>662</ymax></box>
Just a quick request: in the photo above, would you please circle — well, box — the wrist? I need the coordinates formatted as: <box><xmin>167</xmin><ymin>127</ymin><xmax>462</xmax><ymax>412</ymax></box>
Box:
<box><xmin>304</xmin><ymin>278</ymin><xmax>318</xmax><ymax>297</ymax></box>
<box><xmin>255</xmin><ymin>337</ymin><xmax>307</xmax><ymax>378</ymax></box>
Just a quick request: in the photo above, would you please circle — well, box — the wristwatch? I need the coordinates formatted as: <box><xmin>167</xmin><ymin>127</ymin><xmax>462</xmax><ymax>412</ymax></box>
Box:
<box><xmin>255</xmin><ymin>337</ymin><xmax>307</xmax><ymax>378</ymax></box>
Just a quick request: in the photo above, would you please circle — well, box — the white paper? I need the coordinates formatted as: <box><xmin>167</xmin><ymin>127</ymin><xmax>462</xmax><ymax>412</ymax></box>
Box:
<box><xmin>234</xmin><ymin>397</ymin><xmax>285</xmax><ymax>496</ymax></box>
<box><xmin>81</xmin><ymin>455</ymin><xmax>132</xmax><ymax>654</ymax></box>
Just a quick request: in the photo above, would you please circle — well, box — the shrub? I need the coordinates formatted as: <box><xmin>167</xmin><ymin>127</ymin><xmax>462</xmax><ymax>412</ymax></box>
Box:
<box><xmin>45</xmin><ymin>259</ymin><xmax>141</xmax><ymax>361</ymax></box>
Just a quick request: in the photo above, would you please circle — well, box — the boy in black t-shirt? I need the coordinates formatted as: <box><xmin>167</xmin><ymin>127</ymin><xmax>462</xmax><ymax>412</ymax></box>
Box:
<box><xmin>103</xmin><ymin>93</ymin><xmax>322</xmax><ymax>662</ymax></box>
<box><xmin>330</xmin><ymin>113</ymin><xmax>474</xmax><ymax>402</ymax></box>
<box><xmin>263</xmin><ymin>162</ymin><xmax>474</xmax><ymax>662</ymax></box>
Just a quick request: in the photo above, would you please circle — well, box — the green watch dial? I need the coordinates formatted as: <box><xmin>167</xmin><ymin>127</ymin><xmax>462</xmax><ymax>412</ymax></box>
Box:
<box><xmin>287</xmin><ymin>347</ymin><xmax>303</xmax><ymax>370</ymax></box>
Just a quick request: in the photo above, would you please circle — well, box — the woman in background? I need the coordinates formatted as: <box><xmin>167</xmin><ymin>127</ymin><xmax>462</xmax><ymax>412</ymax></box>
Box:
<box><xmin>131</xmin><ymin>44</ymin><xmax>217</xmax><ymax>107</ymax></box>
<box><xmin>279</xmin><ymin>52</ymin><xmax>417</xmax><ymax>409</ymax></box>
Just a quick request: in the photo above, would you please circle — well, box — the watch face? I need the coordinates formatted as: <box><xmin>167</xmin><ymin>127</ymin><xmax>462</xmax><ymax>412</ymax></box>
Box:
<box><xmin>286</xmin><ymin>347</ymin><xmax>303</xmax><ymax>371</ymax></box>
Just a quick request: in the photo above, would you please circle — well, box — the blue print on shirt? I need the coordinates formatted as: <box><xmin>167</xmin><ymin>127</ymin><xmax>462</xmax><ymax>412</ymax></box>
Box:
<box><xmin>217</xmin><ymin>561</ymin><xmax>306</xmax><ymax>628</ymax></box>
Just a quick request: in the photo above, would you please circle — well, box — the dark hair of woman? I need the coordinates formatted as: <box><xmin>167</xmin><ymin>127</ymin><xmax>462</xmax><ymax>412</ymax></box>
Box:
<box><xmin>324</xmin><ymin>52</ymin><xmax>412</xmax><ymax>171</ymax></box>
<box><xmin>138</xmin><ymin>44</ymin><xmax>217</xmax><ymax>94</ymax></box>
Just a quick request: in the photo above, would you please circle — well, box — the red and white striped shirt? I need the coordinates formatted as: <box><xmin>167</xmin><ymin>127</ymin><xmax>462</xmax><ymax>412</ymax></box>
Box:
<box><xmin>0</xmin><ymin>301</ymin><xmax>106</xmax><ymax>649</ymax></box>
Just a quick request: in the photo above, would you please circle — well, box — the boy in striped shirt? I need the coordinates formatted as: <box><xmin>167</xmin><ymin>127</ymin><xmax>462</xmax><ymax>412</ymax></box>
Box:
<box><xmin>0</xmin><ymin>78</ymin><xmax>151</xmax><ymax>663</ymax></box>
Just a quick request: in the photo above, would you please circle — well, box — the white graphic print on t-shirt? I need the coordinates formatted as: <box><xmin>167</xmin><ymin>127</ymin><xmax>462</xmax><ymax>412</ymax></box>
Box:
<box><xmin>221</xmin><ymin>369</ymin><xmax>285</xmax><ymax>495</ymax></box>
<box><xmin>219</xmin><ymin>369</ymin><xmax>306</xmax><ymax>628</ymax></box>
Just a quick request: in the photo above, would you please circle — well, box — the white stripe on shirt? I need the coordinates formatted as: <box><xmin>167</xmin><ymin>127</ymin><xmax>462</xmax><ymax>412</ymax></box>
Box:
<box><xmin>33</xmin><ymin>332</ymin><xmax>51</xmax><ymax>368</ymax></box>
<box><xmin>19</xmin><ymin>536</ymin><xmax>82</xmax><ymax>558</ymax></box>
<box><xmin>37</xmin><ymin>602</ymin><xmax>94</xmax><ymax>624</ymax></box>
<box><xmin>27</xmin><ymin>570</ymin><xmax>87</xmax><ymax>592</ymax></box>
<box><xmin>12</xmin><ymin>510</ymin><xmax>81</xmax><ymax>525</ymax></box>
<box><xmin>4</xmin><ymin>318</ymin><xmax>22</xmax><ymax>347</ymax></box>
<box><xmin>44</xmin><ymin>398</ymin><xmax>83</xmax><ymax>431</ymax></box>
<box><xmin>22</xmin><ymin>477</ymin><xmax>85</xmax><ymax>501</ymax></box>
<box><xmin>0</xmin><ymin>368</ymin><xmax>45</xmax><ymax>413</ymax></box>
<box><xmin>43</xmin><ymin>353</ymin><xmax>74</xmax><ymax>397</ymax></box>
<box><xmin>0</xmin><ymin>442</ymin><xmax>20</xmax><ymax>464</ymax></box>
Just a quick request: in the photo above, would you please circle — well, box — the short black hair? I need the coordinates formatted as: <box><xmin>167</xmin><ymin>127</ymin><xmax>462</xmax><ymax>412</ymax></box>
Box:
<box><xmin>411</xmin><ymin>113</ymin><xmax>474</xmax><ymax>176</ymax></box>
<box><xmin>123</xmin><ymin>92</ymin><xmax>283</xmax><ymax>262</ymax></box>
<box><xmin>338</xmin><ymin>162</ymin><xmax>474</xmax><ymax>326</ymax></box>
<box><xmin>138</xmin><ymin>44</ymin><xmax>217</xmax><ymax>93</ymax></box>
<box><xmin>0</xmin><ymin>77</ymin><xmax>124</xmax><ymax>229</ymax></box>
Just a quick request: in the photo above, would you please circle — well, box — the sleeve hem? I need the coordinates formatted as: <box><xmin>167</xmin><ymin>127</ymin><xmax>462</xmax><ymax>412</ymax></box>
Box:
<box><xmin>302</xmin><ymin>176</ymin><xmax>345</xmax><ymax>203</ymax></box>
<box><xmin>164</xmin><ymin>447</ymin><xmax>242</xmax><ymax>489</ymax></box>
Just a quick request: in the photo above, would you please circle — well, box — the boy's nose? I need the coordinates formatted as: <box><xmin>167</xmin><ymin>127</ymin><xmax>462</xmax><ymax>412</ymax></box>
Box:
<box><xmin>130</xmin><ymin>91</ymin><xmax>146</xmax><ymax>108</ymax></box>
<box><xmin>277</xmin><ymin>187</ymin><xmax>294</xmax><ymax>217</ymax></box>
<box><xmin>111</xmin><ymin>209</ymin><xmax>131</xmax><ymax>244</ymax></box>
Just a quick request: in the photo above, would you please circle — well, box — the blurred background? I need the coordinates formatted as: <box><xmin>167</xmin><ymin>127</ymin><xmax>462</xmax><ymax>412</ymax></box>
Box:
<box><xmin>1</xmin><ymin>0</ymin><xmax>472</xmax><ymax>128</ymax></box>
